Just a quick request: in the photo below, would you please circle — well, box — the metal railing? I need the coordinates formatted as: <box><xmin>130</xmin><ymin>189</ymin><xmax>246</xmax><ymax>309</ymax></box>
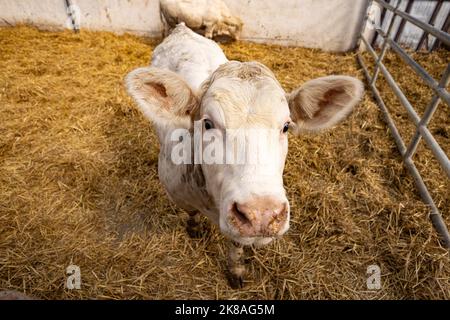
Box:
<box><xmin>371</xmin><ymin>0</ymin><xmax>450</xmax><ymax>51</ymax></box>
<box><xmin>357</xmin><ymin>0</ymin><xmax>450</xmax><ymax>248</ymax></box>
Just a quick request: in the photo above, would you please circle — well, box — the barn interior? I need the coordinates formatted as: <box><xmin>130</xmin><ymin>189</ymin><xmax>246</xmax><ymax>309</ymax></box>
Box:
<box><xmin>0</xmin><ymin>22</ymin><xmax>449</xmax><ymax>299</ymax></box>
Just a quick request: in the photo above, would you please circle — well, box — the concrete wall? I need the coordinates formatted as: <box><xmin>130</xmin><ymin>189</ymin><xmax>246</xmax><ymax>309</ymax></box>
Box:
<box><xmin>226</xmin><ymin>0</ymin><xmax>368</xmax><ymax>51</ymax></box>
<box><xmin>0</xmin><ymin>0</ymin><xmax>164</xmax><ymax>37</ymax></box>
<box><xmin>0</xmin><ymin>0</ymin><xmax>369</xmax><ymax>52</ymax></box>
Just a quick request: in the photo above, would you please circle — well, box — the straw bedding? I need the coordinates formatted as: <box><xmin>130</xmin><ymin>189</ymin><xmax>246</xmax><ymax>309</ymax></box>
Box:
<box><xmin>0</xmin><ymin>26</ymin><xmax>449</xmax><ymax>299</ymax></box>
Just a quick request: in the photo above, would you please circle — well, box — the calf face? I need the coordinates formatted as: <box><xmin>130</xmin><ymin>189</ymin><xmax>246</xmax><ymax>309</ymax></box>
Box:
<box><xmin>126</xmin><ymin>61</ymin><xmax>363</xmax><ymax>246</ymax></box>
<box><xmin>195</xmin><ymin>62</ymin><xmax>290</xmax><ymax>245</ymax></box>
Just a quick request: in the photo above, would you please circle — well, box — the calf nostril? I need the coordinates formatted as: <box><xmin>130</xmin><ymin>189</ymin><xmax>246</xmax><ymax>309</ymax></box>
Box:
<box><xmin>232</xmin><ymin>203</ymin><xmax>252</xmax><ymax>226</ymax></box>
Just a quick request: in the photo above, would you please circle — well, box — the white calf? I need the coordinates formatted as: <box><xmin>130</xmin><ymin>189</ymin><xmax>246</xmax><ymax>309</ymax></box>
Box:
<box><xmin>160</xmin><ymin>0</ymin><xmax>243</xmax><ymax>42</ymax></box>
<box><xmin>126</xmin><ymin>24</ymin><xmax>364</xmax><ymax>288</ymax></box>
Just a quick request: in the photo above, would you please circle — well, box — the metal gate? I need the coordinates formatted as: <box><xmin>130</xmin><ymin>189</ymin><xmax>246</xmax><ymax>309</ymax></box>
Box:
<box><xmin>357</xmin><ymin>0</ymin><xmax>450</xmax><ymax>247</ymax></box>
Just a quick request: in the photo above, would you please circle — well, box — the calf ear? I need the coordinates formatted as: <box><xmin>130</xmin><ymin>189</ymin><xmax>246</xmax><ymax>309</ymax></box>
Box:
<box><xmin>287</xmin><ymin>76</ymin><xmax>364</xmax><ymax>133</ymax></box>
<box><xmin>125</xmin><ymin>67</ymin><xmax>198</xmax><ymax>128</ymax></box>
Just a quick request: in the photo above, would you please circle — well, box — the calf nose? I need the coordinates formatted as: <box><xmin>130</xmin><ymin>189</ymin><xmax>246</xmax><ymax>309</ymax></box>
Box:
<box><xmin>229</xmin><ymin>197</ymin><xmax>288</xmax><ymax>237</ymax></box>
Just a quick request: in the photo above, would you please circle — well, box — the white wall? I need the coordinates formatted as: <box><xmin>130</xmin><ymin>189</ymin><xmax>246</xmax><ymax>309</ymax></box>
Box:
<box><xmin>0</xmin><ymin>0</ymin><xmax>369</xmax><ymax>52</ymax></box>
<box><xmin>227</xmin><ymin>0</ymin><xmax>368</xmax><ymax>51</ymax></box>
<box><xmin>0</xmin><ymin>0</ymin><xmax>68</xmax><ymax>29</ymax></box>
<box><xmin>0</xmin><ymin>0</ymin><xmax>164</xmax><ymax>37</ymax></box>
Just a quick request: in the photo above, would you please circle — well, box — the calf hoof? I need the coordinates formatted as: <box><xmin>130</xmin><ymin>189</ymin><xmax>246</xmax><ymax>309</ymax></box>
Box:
<box><xmin>186</xmin><ymin>224</ymin><xmax>203</xmax><ymax>239</ymax></box>
<box><xmin>186</xmin><ymin>217</ymin><xmax>209</xmax><ymax>239</ymax></box>
<box><xmin>226</xmin><ymin>271</ymin><xmax>244</xmax><ymax>289</ymax></box>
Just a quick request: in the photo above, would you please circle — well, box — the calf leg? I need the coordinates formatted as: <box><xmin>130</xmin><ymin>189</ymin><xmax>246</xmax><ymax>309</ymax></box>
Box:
<box><xmin>186</xmin><ymin>211</ymin><xmax>202</xmax><ymax>238</ymax></box>
<box><xmin>226</xmin><ymin>241</ymin><xmax>246</xmax><ymax>289</ymax></box>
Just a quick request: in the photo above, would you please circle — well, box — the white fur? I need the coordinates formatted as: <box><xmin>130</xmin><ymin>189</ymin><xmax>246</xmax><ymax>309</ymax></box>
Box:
<box><xmin>152</xmin><ymin>23</ymin><xmax>228</xmax><ymax>92</ymax></box>
<box><xmin>125</xmin><ymin>24</ymin><xmax>364</xmax><ymax>246</ymax></box>
<box><xmin>159</xmin><ymin>0</ymin><xmax>243</xmax><ymax>41</ymax></box>
<box><xmin>287</xmin><ymin>75</ymin><xmax>364</xmax><ymax>133</ymax></box>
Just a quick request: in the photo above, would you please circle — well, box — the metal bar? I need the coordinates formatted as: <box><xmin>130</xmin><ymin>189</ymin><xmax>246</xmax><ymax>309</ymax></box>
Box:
<box><xmin>365</xmin><ymin>34</ymin><xmax>450</xmax><ymax>176</ymax></box>
<box><xmin>357</xmin><ymin>3</ymin><xmax>450</xmax><ymax>247</ymax></box>
<box><xmin>370</xmin><ymin>1</ymin><xmax>400</xmax><ymax>85</ymax></box>
<box><xmin>361</xmin><ymin>36</ymin><xmax>421</xmax><ymax>125</ymax></box>
<box><xmin>419</xmin><ymin>127</ymin><xmax>450</xmax><ymax>178</ymax></box>
<box><xmin>432</xmin><ymin>11</ymin><xmax>450</xmax><ymax>51</ymax></box>
<box><xmin>387</xmin><ymin>38</ymin><xmax>450</xmax><ymax>106</ymax></box>
<box><xmin>374</xmin><ymin>0</ymin><xmax>450</xmax><ymax>46</ymax></box>
<box><xmin>416</xmin><ymin>0</ymin><xmax>444</xmax><ymax>51</ymax></box>
<box><xmin>364</xmin><ymin>35</ymin><xmax>450</xmax><ymax>183</ymax></box>
<box><xmin>371</xmin><ymin>0</ymin><xmax>391</xmax><ymax>47</ymax></box>
<box><xmin>405</xmin><ymin>64</ymin><xmax>450</xmax><ymax>160</ymax></box>
<box><xmin>371</xmin><ymin>26</ymin><xmax>450</xmax><ymax>106</ymax></box>
<box><xmin>357</xmin><ymin>48</ymin><xmax>450</xmax><ymax>248</ymax></box>
<box><xmin>356</xmin><ymin>0</ymin><xmax>375</xmax><ymax>50</ymax></box>
<box><xmin>357</xmin><ymin>54</ymin><xmax>407</xmax><ymax>154</ymax></box>
<box><xmin>393</xmin><ymin>0</ymin><xmax>414</xmax><ymax>43</ymax></box>
<box><xmin>430</xmin><ymin>214</ymin><xmax>450</xmax><ymax>249</ymax></box>
<box><xmin>403</xmin><ymin>158</ymin><xmax>450</xmax><ymax>248</ymax></box>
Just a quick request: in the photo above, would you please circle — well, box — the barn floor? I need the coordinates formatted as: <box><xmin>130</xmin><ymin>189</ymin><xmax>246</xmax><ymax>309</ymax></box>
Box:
<box><xmin>0</xmin><ymin>26</ymin><xmax>449</xmax><ymax>299</ymax></box>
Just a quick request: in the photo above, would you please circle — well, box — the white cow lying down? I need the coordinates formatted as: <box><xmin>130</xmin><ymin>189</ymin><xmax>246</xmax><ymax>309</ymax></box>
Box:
<box><xmin>159</xmin><ymin>0</ymin><xmax>243</xmax><ymax>42</ymax></box>
<box><xmin>126</xmin><ymin>24</ymin><xmax>364</xmax><ymax>288</ymax></box>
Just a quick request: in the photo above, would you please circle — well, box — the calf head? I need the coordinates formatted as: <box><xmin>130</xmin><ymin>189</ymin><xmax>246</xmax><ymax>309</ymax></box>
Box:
<box><xmin>126</xmin><ymin>61</ymin><xmax>363</xmax><ymax>245</ymax></box>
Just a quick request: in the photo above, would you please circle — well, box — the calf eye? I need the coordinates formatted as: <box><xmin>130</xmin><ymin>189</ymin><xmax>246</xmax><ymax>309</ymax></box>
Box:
<box><xmin>282</xmin><ymin>122</ymin><xmax>290</xmax><ymax>133</ymax></box>
<box><xmin>204</xmin><ymin>119</ymin><xmax>214</xmax><ymax>130</ymax></box>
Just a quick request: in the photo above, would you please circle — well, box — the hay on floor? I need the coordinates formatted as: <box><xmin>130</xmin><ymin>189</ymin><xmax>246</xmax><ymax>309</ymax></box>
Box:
<box><xmin>0</xmin><ymin>26</ymin><xmax>449</xmax><ymax>299</ymax></box>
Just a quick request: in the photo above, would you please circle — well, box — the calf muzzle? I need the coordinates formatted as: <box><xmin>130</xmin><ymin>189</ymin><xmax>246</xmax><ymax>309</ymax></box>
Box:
<box><xmin>228</xmin><ymin>196</ymin><xmax>288</xmax><ymax>237</ymax></box>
